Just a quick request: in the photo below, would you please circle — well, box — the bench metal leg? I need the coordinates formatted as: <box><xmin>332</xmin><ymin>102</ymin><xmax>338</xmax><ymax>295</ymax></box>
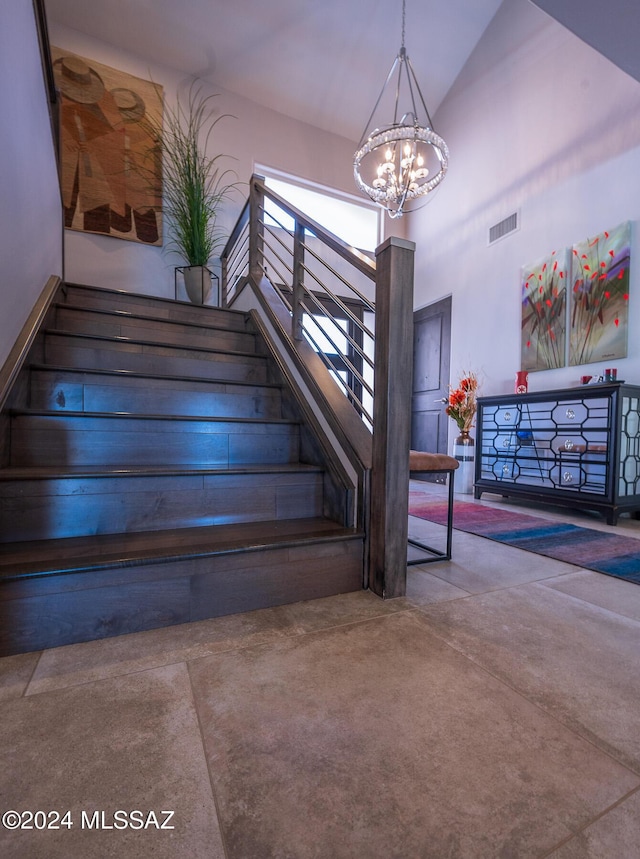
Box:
<box><xmin>407</xmin><ymin>469</ymin><xmax>456</xmax><ymax>565</ymax></box>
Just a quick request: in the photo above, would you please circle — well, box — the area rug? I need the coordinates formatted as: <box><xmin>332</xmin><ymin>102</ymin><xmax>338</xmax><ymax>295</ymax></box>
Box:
<box><xmin>408</xmin><ymin>495</ymin><xmax>640</xmax><ymax>584</ymax></box>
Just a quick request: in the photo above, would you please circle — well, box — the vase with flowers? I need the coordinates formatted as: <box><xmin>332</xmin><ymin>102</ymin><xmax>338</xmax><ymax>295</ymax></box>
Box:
<box><xmin>443</xmin><ymin>371</ymin><xmax>479</xmax><ymax>493</ymax></box>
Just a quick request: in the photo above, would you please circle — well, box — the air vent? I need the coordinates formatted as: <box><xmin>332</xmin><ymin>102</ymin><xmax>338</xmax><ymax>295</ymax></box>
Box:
<box><xmin>489</xmin><ymin>211</ymin><xmax>519</xmax><ymax>245</ymax></box>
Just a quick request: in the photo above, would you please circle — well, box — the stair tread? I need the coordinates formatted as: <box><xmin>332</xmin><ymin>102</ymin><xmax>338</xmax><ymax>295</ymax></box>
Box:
<box><xmin>63</xmin><ymin>282</ymin><xmax>248</xmax><ymax>317</ymax></box>
<box><xmin>0</xmin><ymin>518</ymin><xmax>362</xmax><ymax>580</ymax></box>
<box><xmin>55</xmin><ymin>302</ymin><xmax>252</xmax><ymax>336</ymax></box>
<box><xmin>28</xmin><ymin>364</ymin><xmax>282</xmax><ymax>389</ymax></box>
<box><xmin>45</xmin><ymin>328</ymin><xmax>264</xmax><ymax>359</ymax></box>
<box><xmin>0</xmin><ymin>463</ymin><xmax>322</xmax><ymax>480</ymax></box>
<box><xmin>11</xmin><ymin>408</ymin><xmax>297</xmax><ymax>425</ymax></box>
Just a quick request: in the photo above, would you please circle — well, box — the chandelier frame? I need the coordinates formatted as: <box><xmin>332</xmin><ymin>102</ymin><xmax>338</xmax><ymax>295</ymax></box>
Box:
<box><xmin>353</xmin><ymin>5</ymin><xmax>449</xmax><ymax>218</ymax></box>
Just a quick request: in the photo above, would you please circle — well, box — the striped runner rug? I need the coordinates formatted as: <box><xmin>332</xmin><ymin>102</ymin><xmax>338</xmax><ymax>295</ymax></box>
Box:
<box><xmin>408</xmin><ymin>496</ymin><xmax>640</xmax><ymax>583</ymax></box>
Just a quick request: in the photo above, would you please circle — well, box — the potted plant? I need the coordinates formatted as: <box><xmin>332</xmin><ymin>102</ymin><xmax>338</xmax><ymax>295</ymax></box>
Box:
<box><xmin>154</xmin><ymin>83</ymin><xmax>237</xmax><ymax>304</ymax></box>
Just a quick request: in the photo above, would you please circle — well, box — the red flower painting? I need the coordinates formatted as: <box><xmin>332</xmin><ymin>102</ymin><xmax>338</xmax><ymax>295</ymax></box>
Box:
<box><xmin>569</xmin><ymin>222</ymin><xmax>630</xmax><ymax>366</ymax></box>
<box><xmin>521</xmin><ymin>249</ymin><xmax>568</xmax><ymax>372</ymax></box>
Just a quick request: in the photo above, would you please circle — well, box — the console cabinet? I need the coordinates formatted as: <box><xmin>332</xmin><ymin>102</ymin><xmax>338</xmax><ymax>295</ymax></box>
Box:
<box><xmin>475</xmin><ymin>383</ymin><xmax>640</xmax><ymax>524</ymax></box>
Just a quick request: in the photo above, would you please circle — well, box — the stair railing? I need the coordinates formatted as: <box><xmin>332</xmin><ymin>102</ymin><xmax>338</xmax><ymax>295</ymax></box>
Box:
<box><xmin>221</xmin><ymin>174</ymin><xmax>416</xmax><ymax>599</ymax></box>
<box><xmin>223</xmin><ymin>177</ymin><xmax>377</xmax><ymax>428</ymax></box>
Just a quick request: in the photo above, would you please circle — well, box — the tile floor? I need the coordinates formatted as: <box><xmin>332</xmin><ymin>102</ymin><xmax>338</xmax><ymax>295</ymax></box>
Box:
<box><xmin>1</xmin><ymin>483</ymin><xmax>640</xmax><ymax>858</ymax></box>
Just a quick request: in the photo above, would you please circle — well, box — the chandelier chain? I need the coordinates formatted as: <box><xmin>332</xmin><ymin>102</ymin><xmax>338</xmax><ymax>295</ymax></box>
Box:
<box><xmin>401</xmin><ymin>0</ymin><xmax>406</xmax><ymax>49</ymax></box>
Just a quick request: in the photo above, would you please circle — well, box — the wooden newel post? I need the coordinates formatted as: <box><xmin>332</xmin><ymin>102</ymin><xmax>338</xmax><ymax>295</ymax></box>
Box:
<box><xmin>369</xmin><ymin>236</ymin><xmax>416</xmax><ymax>598</ymax></box>
<box><xmin>249</xmin><ymin>177</ymin><xmax>265</xmax><ymax>284</ymax></box>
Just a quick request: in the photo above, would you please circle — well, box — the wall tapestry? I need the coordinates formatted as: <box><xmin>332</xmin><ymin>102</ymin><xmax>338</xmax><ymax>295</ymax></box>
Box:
<box><xmin>569</xmin><ymin>221</ymin><xmax>631</xmax><ymax>366</ymax></box>
<box><xmin>520</xmin><ymin>248</ymin><xmax>568</xmax><ymax>372</ymax></box>
<box><xmin>52</xmin><ymin>48</ymin><xmax>163</xmax><ymax>245</ymax></box>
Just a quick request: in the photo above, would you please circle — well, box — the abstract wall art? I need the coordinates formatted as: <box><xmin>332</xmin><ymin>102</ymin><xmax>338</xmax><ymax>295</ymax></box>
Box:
<box><xmin>521</xmin><ymin>248</ymin><xmax>568</xmax><ymax>372</ymax></box>
<box><xmin>569</xmin><ymin>221</ymin><xmax>631</xmax><ymax>366</ymax></box>
<box><xmin>52</xmin><ymin>48</ymin><xmax>163</xmax><ymax>245</ymax></box>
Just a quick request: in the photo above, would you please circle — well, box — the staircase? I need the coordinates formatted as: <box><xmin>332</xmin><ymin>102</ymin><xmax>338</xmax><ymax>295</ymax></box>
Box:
<box><xmin>0</xmin><ymin>283</ymin><xmax>364</xmax><ymax>655</ymax></box>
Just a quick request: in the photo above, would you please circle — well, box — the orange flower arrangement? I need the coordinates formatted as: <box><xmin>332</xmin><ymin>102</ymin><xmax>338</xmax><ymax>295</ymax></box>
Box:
<box><xmin>443</xmin><ymin>372</ymin><xmax>478</xmax><ymax>433</ymax></box>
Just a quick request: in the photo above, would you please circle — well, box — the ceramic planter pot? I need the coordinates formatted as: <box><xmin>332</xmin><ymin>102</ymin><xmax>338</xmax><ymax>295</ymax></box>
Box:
<box><xmin>183</xmin><ymin>265</ymin><xmax>212</xmax><ymax>304</ymax></box>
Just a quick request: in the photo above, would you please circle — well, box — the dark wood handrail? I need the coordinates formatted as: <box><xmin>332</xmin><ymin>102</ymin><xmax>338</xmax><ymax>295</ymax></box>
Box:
<box><xmin>260</xmin><ymin>182</ymin><xmax>376</xmax><ymax>278</ymax></box>
<box><xmin>224</xmin><ymin>197</ymin><xmax>251</xmax><ymax>255</ymax></box>
<box><xmin>32</xmin><ymin>0</ymin><xmax>60</xmax><ymax>166</ymax></box>
<box><xmin>33</xmin><ymin>0</ymin><xmax>57</xmax><ymax>105</ymax></box>
<box><xmin>222</xmin><ymin>176</ymin><xmax>376</xmax><ymax>281</ymax></box>
<box><xmin>0</xmin><ymin>275</ymin><xmax>61</xmax><ymax>412</ymax></box>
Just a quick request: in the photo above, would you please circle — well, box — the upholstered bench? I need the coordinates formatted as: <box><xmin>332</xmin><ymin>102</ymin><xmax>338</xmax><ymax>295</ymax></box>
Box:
<box><xmin>408</xmin><ymin>450</ymin><xmax>459</xmax><ymax>565</ymax></box>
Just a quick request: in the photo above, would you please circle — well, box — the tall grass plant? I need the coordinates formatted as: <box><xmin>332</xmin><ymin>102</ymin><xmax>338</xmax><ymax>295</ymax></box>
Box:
<box><xmin>152</xmin><ymin>82</ymin><xmax>237</xmax><ymax>267</ymax></box>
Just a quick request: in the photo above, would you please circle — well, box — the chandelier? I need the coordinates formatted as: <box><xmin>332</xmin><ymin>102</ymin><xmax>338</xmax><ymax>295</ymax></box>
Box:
<box><xmin>353</xmin><ymin>0</ymin><xmax>449</xmax><ymax>219</ymax></box>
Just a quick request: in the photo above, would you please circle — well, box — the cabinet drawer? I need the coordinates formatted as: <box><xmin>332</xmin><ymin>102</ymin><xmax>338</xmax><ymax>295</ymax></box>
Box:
<box><xmin>552</xmin><ymin>455</ymin><xmax>607</xmax><ymax>494</ymax></box>
<box><xmin>552</xmin><ymin>434</ymin><xmax>608</xmax><ymax>455</ymax></box>
<box><xmin>480</xmin><ymin>447</ymin><xmax>553</xmax><ymax>486</ymax></box>
<box><xmin>550</xmin><ymin>398</ymin><xmax>609</xmax><ymax>428</ymax></box>
<box><xmin>493</xmin><ymin>405</ymin><xmax>520</xmax><ymax>427</ymax></box>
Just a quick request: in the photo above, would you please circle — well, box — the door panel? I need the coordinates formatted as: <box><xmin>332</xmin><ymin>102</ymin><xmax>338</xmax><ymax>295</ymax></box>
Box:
<box><xmin>411</xmin><ymin>297</ymin><xmax>451</xmax><ymax>478</ymax></box>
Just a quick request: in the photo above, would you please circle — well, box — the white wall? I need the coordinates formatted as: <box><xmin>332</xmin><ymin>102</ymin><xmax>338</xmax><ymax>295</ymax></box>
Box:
<box><xmin>0</xmin><ymin>0</ymin><xmax>62</xmax><ymax>369</ymax></box>
<box><xmin>409</xmin><ymin>0</ymin><xmax>640</xmax><ymax>403</ymax></box>
<box><xmin>48</xmin><ymin>23</ymin><xmax>361</xmax><ymax>300</ymax></box>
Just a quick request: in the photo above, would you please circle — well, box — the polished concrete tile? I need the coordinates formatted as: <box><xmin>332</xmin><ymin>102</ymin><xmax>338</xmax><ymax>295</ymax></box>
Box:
<box><xmin>0</xmin><ymin>650</ymin><xmax>40</xmax><ymax>701</ymax></box>
<box><xmin>2</xmin><ymin>484</ymin><xmax>640</xmax><ymax>858</ymax></box>
<box><xmin>547</xmin><ymin>788</ymin><xmax>640</xmax><ymax>858</ymax></box>
<box><xmin>27</xmin><ymin>604</ymin><xmax>301</xmax><ymax>695</ymax></box>
<box><xmin>416</xmin><ymin>582</ymin><xmax>640</xmax><ymax>771</ymax></box>
<box><xmin>408</xmin><ymin>515</ymin><xmax>577</xmax><ymax>593</ymax></box>
<box><xmin>404</xmin><ymin>566</ymin><xmax>471</xmax><ymax>605</ymax></box>
<box><xmin>280</xmin><ymin>587</ymin><xmax>406</xmax><ymax>632</ymax></box>
<box><xmin>0</xmin><ymin>662</ymin><xmax>224</xmax><ymax>858</ymax></box>
<box><xmin>541</xmin><ymin>569</ymin><xmax>640</xmax><ymax>622</ymax></box>
<box><xmin>189</xmin><ymin>611</ymin><xmax>638</xmax><ymax>859</ymax></box>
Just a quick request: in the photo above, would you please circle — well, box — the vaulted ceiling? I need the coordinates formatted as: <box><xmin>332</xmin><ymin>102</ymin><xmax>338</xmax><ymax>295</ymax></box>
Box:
<box><xmin>44</xmin><ymin>0</ymin><xmax>640</xmax><ymax>143</ymax></box>
<box><xmin>43</xmin><ymin>0</ymin><xmax>504</xmax><ymax>141</ymax></box>
<box><xmin>529</xmin><ymin>0</ymin><xmax>640</xmax><ymax>85</ymax></box>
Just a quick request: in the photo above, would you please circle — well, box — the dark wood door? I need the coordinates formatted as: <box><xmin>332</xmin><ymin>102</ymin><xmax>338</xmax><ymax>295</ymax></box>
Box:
<box><xmin>411</xmin><ymin>297</ymin><xmax>451</xmax><ymax>472</ymax></box>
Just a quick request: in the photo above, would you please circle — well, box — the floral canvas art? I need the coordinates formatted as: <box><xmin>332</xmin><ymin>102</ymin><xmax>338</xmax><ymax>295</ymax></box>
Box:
<box><xmin>569</xmin><ymin>222</ymin><xmax>631</xmax><ymax>366</ymax></box>
<box><xmin>521</xmin><ymin>249</ymin><xmax>568</xmax><ymax>372</ymax></box>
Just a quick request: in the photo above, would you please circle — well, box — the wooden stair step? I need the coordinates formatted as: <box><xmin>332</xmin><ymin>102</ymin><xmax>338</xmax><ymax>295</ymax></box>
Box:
<box><xmin>28</xmin><ymin>365</ymin><xmax>283</xmax><ymax>418</ymax></box>
<box><xmin>54</xmin><ymin>304</ymin><xmax>257</xmax><ymax>352</ymax></box>
<box><xmin>0</xmin><ymin>464</ymin><xmax>325</xmax><ymax>542</ymax></box>
<box><xmin>0</xmin><ymin>518</ymin><xmax>360</xmax><ymax>579</ymax></box>
<box><xmin>9</xmin><ymin>410</ymin><xmax>301</xmax><ymax>468</ymax></box>
<box><xmin>0</xmin><ymin>519</ymin><xmax>364</xmax><ymax>655</ymax></box>
<box><xmin>61</xmin><ymin>283</ymin><xmax>249</xmax><ymax>330</ymax></box>
<box><xmin>0</xmin><ymin>463</ymin><xmax>318</xmax><ymax>479</ymax></box>
<box><xmin>43</xmin><ymin>330</ymin><xmax>270</xmax><ymax>382</ymax></box>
